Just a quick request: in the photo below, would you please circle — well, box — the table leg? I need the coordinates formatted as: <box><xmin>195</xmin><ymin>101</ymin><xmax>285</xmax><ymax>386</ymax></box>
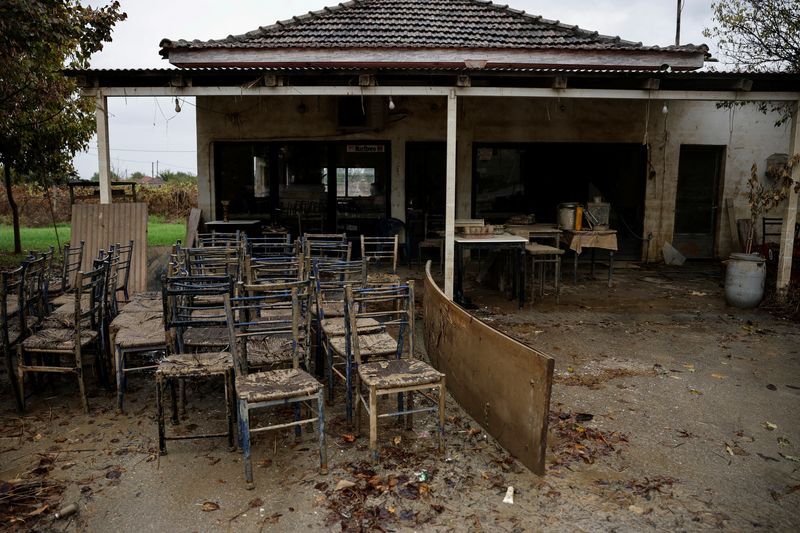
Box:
<box><xmin>573</xmin><ymin>250</ymin><xmax>578</xmax><ymax>284</ymax></box>
<box><xmin>518</xmin><ymin>246</ymin><xmax>525</xmax><ymax>308</ymax></box>
<box><xmin>608</xmin><ymin>251</ymin><xmax>614</xmax><ymax>287</ymax></box>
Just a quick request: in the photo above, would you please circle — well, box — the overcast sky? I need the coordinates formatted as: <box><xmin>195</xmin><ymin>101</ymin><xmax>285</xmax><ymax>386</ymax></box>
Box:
<box><xmin>74</xmin><ymin>0</ymin><xmax>719</xmax><ymax>179</ymax></box>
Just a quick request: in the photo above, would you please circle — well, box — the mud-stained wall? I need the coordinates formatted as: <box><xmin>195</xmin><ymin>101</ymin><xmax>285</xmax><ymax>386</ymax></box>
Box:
<box><xmin>196</xmin><ymin>95</ymin><xmax>792</xmax><ymax>261</ymax></box>
<box><xmin>422</xmin><ymin>262</ymin><xmax>554</xmax><ymax>474</ymax></box>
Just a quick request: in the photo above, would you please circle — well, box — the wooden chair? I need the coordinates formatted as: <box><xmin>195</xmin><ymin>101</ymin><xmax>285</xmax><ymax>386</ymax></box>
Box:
<box><xmin>418</xmin><ymin>214</ymin><xmax>444</xmax><ymax>272</ymax></box>
<box><xmin>525</xmin><ymin>243</ymin><xmax>564</xmax><ymax>304</ymax></box>
<box><xmin>247</xmin><ymin>234</ymin><xmax>294</xmax><ymax>258</ymax></box>
<box><xmin>156</xmin><ymin>275</ymin><xmax>236</xmax><ymax>455</ymax></box>
<box><xmin>184</xmin><ymin>246</ymin><xmax>241</xmax><ymax>280</ymax></box>
<box><xmin>303</xmin><ymin>234</ymin><xmax>351</xmax><ymax>273</ymax></box>
<box><xmin>114</xmin><ymin>240</ymin><xmax>134</xmax><ymax>302</ymax></box>
<box><xmin>197</xmin><ymin>231</ymin><xmax>240</xmax><ymax>248</ymax></box>
<box><xmin>226</xmin><ymin>285</ymin><xmax>327</xmax><ymax>489</ymax></box>
<box><xmin>346</xmin><ymin>282</ymin><xmax>446</xmax><ymax>460</ymax></box>
<box><xmin>244</xmin><ymin>255</ymin><xmax>305</xmax><ymax>285</ymax></box>
<box><xmin>235</xmin><ymin>280</ymin><xmax>312</xmax><ymax>373</ymax></box>
<box><xmin>47</xmin><ymin>241</ymin><xmax>84</xmax><ymax>301</ymax></box>
<box><xmin>361</xmin><ymin>235</ymin><xmax>400</xmax><ymax>285</ymax></box>
<box><xmin>1</xmin><ymin>264</ymin><xmax>26</xmax><ymax>411</ymax></box>
<box><xmin>17</xmin><ymin>263</ymin><xmax>107</xmax><ymax>413</ymax></box>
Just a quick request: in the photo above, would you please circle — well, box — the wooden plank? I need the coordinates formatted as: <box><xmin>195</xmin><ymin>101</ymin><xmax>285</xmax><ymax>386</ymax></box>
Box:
<box><xmin>69</xmin><ymin>203</ymin><xmax>148</xmax><ymax>294</ymax></box>
<box><xmin>423</xmin><ymin>262</ymin><xmax>554</xmax><ymax>474</ymax></box>
<box><xmin>185</xmin><ymin>208</ymin><xmax>202</xmax><ymax>248</ymax></box>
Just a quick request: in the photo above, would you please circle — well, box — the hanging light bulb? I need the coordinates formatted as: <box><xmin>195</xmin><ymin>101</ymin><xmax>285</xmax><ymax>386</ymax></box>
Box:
<box><xmin>661</xmin><ymin>102</ymin><xmax>669</xmax><ymax>115</ymax></box>
<box><xmin>388</xmin><ymin>96</ymin><xmax>396</xmax><ymax>111</ymax></box>
<box><xmin>174</xmin><ymin>97</ymin><xmax>182</xmax><ymax>113</ymax></box>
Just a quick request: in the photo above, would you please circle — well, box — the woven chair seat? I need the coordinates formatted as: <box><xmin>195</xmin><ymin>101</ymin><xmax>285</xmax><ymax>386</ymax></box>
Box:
<box><xmin>313</xmin><ymin>301</ymin><xmax>344</xmax><ymax>319</ymax></box>
<box><xmin>184</xmin><ymin>326</ymin><xmax>229</xmax><ymax>348</ymax></box>
<box><xmin>156</xmin><ymin>352</ymin><xmax>232</xmax><ymax>377</ymax></box>
<box><xmin>245</xmin><ymin>334</ymin><xmax>298</xmax><ymax>366</ymax></box>
<box><xmin>120</xmin><ymin>293</ymin><xmax>164</xmax><ymax>313</ymax></box>
<box><xmin>110</xmin><ymin>310</ymin><xmax>163</xmax><ymax>333</ymax></box>
<box><xmin>47</xmin><ymin>279</ymin><xmax>64</xmax><ymax>294</ymax></box>
<box><xmin>51</xmin><ymin>295</ymin><xmax>92</xmax><ymax>315</ymax></box>
<box><xmin>329</xmin><ymin>331</ymin><xmax>398</xmax><ymax>357</ymax></box>
<box><xmin>367</xmin><ymin>272</ymin><xmax>401</xmax><ymax>285</ymax></box>
<box><xmin>358</xmin><ymin>359</ymin><xmax>444</xmax><ymax>388</ymax></box>
<box><xmin>40</xmin><ymin>315</ymin><xmax>93</xmax><ymax>330</ymax></box>
<box><xmin>236</xmin><ymin>369</ymin><xmax>321</xmax><ymax>403</ymax></box>
<box><xmin>22</xmin><ymin>328</ymin><xmax>98</xmax><ymax>351</ymax></box>
<box><xmin>321</xmin><ymin>317</ymin><xmax>383</xmax><ymax>338</ymax></box>
<box><xmin>115</xmin><ymin>323</ymin><xmax>167</xmax><ymax>350</ymax></box>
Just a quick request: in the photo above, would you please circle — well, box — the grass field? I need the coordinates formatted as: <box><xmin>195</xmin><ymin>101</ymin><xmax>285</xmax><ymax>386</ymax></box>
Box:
<box><xmin>0</xmin><ymin>216</ymin><xmax>184</xmax><ymax>268</ymax></box>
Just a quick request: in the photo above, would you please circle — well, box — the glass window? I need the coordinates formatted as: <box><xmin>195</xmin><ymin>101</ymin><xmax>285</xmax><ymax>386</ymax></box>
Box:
<box><xmin>335</xmin><ymin>167</ymin><xmax>376</xmax><ymax>197</ymax></box>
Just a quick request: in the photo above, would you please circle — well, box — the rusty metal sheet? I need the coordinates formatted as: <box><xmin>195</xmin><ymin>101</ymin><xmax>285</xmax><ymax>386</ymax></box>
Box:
<box><xmin>185</xmin><ymin>208</ymin><xmax>202</xmax><ymax>248</ymax></box>
<box><xmin>423</xmin><ymin>262</ymin><xmax>554</xmax><ymax>474</ymax></box>
<box><xmin>69</xmin><ymin>203</ymin><xmax>148</xmax><ymax>294</ymax></box>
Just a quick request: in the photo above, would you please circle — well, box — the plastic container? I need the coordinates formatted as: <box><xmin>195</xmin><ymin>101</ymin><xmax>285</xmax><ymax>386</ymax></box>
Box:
<box><xmin>725</xmin><ymin>253</ymin><xmax>766</xmax><ymax>308</ymax></box>
<box><xmin>557</xmin><ymin>203</ymin><xmax>579</xmax><ymax>229</ymax></box>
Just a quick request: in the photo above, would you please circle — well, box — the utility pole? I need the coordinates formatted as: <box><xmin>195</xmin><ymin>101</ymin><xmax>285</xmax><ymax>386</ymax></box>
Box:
<box><xmin>675</xmin><ymin>0</ymin><xmax>683</xmax><ymax>46</ymax></box>
<box><xmin>156</xmin><ymin>160</ymin><xmax>159</xmax><ymax>177</ymax></box>
<box><xmin>151</xmin><ymin>162</ymin><xmax>154</xmax><ymax>177</ymax></box>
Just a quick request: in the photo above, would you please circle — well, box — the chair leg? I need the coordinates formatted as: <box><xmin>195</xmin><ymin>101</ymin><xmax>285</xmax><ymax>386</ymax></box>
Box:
<box><xmin>5</xmin><ymin>345</ymin><xmax>22</xmax><ymax>413</ymax></box>
<box><xmin>115</xmin><ymin>345</ymin><xmax>124</xmax><ymax>412</ymax></box>
<box><xmin>369</xmin><ymin>386</ymin><xmax>378</xmax><ymax>461</ymax></box>
<box><xmin>16</xmin><ymin>346</ymin><xmax>26</xmax><ymax>413</ymax></box>
<box><xmin>169</xmin><ymin>380</ymin><xmax>179</xmax><ymax>425</ymax></box>
<box><xmin>238</xmin><ymin>399</ymin><xmax>254</xmax><ymax>490</ymax></box>
<box><xmin>317</xmin><ymin>388</ymin><xmax>328</xmax><ymax>475</ymax></box>
<box><xmin>156</xmin><ymin>376</ymin><xmax>167</xmax><ymax>455</ymax></box>
<box><xmin>326</xmin><ymin>344</ymin><xmax>334</xmax><ymax>403</ymax></box>
<box><xmin>555</xmin><ymin>256</ymin><xmax>561</xmax><ymax>304</ymax></box>
<box><xmin>293</xmin><ymin>402</ymin><xmax>302</xmax><ymax>440</ymax></box>
<box><xmin>355</xmin><ymin>375</ymin><xmax>362</xmax><ymax>437</ymax></box>
<box><xmin>405</xmin><ymin>389</ymin><xmax>413</xmax><ymax>430</ymax></box>
<box><xmin>76</xmin><ymin>365</ymin><xmax>89</xmax><ymax>414</ymax></box>
<box><xmin>225</xmin><ymin>370</ymin><xmax>235</xmax><ymax>452</ymax></box>
<box><xmin>345</xmin><ymin>354</ymin><xmax>353</xmax><ymax>425</ymax></box>
<box><xmin>438</xmin><ymin>380</ymin><xmax>446</xmax><ymax>454</ymax></box>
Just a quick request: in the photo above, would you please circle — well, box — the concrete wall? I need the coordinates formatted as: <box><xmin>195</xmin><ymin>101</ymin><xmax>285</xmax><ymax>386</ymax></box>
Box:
<box><xmin>195</xmin><ymin>95</ymin><xmax>793</xmax><ymax>261</ymax></box>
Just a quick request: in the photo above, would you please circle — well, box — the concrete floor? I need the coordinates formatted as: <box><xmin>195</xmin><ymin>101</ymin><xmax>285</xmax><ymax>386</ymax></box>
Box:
<box><xmin>1</xmin><ymin>262</ymin><xmax>799</xmax><ymax>531</ymax></box>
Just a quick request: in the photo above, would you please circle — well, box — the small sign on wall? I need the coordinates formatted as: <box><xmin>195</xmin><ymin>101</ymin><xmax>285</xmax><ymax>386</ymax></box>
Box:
<box><xmin>347</xmin><ymin>145</ymin><xmax>385</xmax><ymax>153</ymax></box>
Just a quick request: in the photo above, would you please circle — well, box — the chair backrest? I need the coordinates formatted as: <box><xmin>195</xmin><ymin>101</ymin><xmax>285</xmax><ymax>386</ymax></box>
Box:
<box><xmin>62</xmin><ymin>240</ymin><xmax>85</xmax><ymax>291</ymax></box>
<box><xmin>73</xmin><ymin>263</ymin><xmax>107</xmax><ymax>335</ymax></box>
<box><xmin>424</xmin><ymin>214</ymin><xmax>445</xmax><ymax>236</ymax></box>
<box><xmin>344</xmin><ymin>281</ymin><xmax>415</xmax><ymax>365</ymax></box>
<box><xmin>247</xmin><ymin>234</ymin><xmax>294</xmax><ymax>258</ymax></box>
<box><xmin>1</xmin><ymin>264</ymin><xmax>25</xmax><ymax>337</ymax></box>
<box><xmin>161</xmin><ymin>274</ymin><xmax>234</xmax><ymax>354</ymax></box>
<box><xmin>312</xmin><ymin>258</ymin><xmax>367</xmax><ymax>320</ymax></box>
<box><xmin>184</xmin><ymin>246</ymin><xmax>240</xmax><ymax>279</ymax></box>
<box><xmin>228</xmin><ymin>279</ymin><xmax>312</xmax><ymax>374</ymax></box>
<box><xmin>245</xmin><ymin>254</ymin><xmax>305</xmax><ymax>284</ymax></box>
<box><xmin>21</xmin><ymin>255</ymin><xmax>46</xmax><ymax>329</ymax></box>
<box><xmin>97</xmin><ymin>248</ymin><xmax>119</xmax><ymax>318</ymax></box>
<box><xmin>114</xmin><ymin>240</ymin><xmax>134</xmax><ymax>295</ymax></box>
<box><xmin>197</xmin><ymin>231</ymin><xmax>240</xmax><ymax>248</ymax></box>
<box><xmin>361</xmin><ymin>235</ymin><xmax>399</xmax><ymax>273</ymax></box>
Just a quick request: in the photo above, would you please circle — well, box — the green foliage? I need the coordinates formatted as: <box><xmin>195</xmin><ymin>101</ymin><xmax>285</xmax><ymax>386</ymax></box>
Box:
<box><xmin>704</xmin><ymin>0</ymin><xmax>800</xmax><ymax>73</ymax></box>
<box><xmin>158</xmin><ymin>170</ymin><xmax>197</xmax><ymax>183</ymax></box>
<box><xmin>0</xmin><ymin>0</ymin><xmax>126</xmax><ymax>251</ymax></box>
<box><xmin>90</xmin><ymin>169</ymin><xmax>123</xmax><ymax>182</ymax></box>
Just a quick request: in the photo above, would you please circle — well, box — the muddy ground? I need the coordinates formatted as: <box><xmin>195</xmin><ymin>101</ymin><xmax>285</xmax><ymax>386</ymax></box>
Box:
<box><xmin>1</xmin><ymin>262</ymin><xmax>799</xmax><ymax>532</ymax></box>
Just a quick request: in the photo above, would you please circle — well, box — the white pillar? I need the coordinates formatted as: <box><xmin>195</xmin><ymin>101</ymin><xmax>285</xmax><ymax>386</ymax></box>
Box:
<box><xmin>96</xmin><ymin>93</ymin><xmax>112</xmax><ymax>204</ymax></box>
<box><xmin>776</xmin><ymin>100</ymin><xmax>800</xmax><ymax>294</ymax></box>
<box><xmin>444</xmin><ymin>90</ymin><xmax>458</xmax><ymax>299</ymax></box>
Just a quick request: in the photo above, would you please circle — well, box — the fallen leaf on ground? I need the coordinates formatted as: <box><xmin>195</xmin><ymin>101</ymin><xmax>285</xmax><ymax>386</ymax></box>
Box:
<box><xmin>335</xmin><ymin>480</ymin><xmax>356</xmax><ymax>491</ymax></box>
<box><xmin>688</xmin><ymin>388</ymin><xmax>703</xmax><ymax>395</ymax></box>
<box><xmin>725</xmin><ymin>443</ymin><xmax>734</xmax><ymax>456</ymax></box>
<box><xmin>711</xmin><ymin>373</ymin><xmax>727</xmax><ymax>379</ymax></box>
<box><xmin>201</xmin><ymin>502</ymin><xmax>220</xmax><ymax>512</ymax></box>
<box><xmin>393</xmin><ymin>436</ymin><xmax>402</xmax><ymax>445</ymax></box>
<box><xmin>778</xmin><ymin>437</ymin><xmax>790</xmax><ymax>447</ymax></box>
<box><xmin>341</xmin><ymin>434</ymin><xmax>356</xmax><ymax>443</ymax></box>
<box><xmin>763</xmin><ymin>422</ymin><xmax>778</xmax><ymax>431</ymax></box>
<box><xmin>779</xmin><ymin>453</ymin><xmax>800</xmax><ymax>463</ymax></box>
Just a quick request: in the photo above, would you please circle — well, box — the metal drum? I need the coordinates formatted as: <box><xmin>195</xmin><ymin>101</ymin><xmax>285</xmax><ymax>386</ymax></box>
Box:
<box><xmin>557</xmin><ymin>203</ymin><xmax>579</xmax><ymax>229</ymax></box>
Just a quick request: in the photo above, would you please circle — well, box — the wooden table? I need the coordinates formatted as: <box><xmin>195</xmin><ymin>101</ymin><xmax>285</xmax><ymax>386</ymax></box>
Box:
<box><xmin>454</xmin><ymin>233</ymin><xmax>527</xmax><ymax>307</ymax></box>
<box><xmin>561</xmin><ymin>229</ymin><xmax>618</xmax><ymax>287</ymax></box>
<box><xmin>205</xmin><ymin>219</ymin><xmax>261</xmax><ymax>237</ymax></box>
<box><xmin>506</xmin><ymin>224</ymin><xmax>562</xmax><ymax>247</ymax></box>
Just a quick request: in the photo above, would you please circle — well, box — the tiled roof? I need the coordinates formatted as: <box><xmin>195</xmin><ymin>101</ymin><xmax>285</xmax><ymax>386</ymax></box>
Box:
<box><xmin>160</xmin><ymin>0</ymin><xmax>707</xmax><ymax>55</ymax></box>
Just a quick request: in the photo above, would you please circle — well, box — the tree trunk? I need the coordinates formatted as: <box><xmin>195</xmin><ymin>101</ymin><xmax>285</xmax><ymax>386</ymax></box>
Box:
<box><xmin>2</xmin><ymin>158</ymin><xmax>22</xmax><ymax>253</ymax></box>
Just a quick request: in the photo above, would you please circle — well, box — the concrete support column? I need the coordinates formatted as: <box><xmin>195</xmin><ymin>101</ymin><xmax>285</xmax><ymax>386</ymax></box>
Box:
<box><xmin>444</xmin><ymin>90</ymin><xmax>458</xmax><ymax>299</ymax></box>
<box><xmin>776</xmin><ymin>100</ymin><xmax>800</xmax><ymax>294</ymax></box>
<box><xmin>95</xmin><ymin>93</ymin><xmax>112</xmax><ymax>204</ymax></box>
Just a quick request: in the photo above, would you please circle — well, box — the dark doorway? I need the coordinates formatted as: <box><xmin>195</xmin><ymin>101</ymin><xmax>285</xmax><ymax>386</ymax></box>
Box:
<box><xmin>673</xmin><ymin>145</ymin><xmax>725</xmax><ymax>259</ymax></box>
<box><xmin>472</xmin><ymin>143</ymin><xmax>647</xmax><ymax>259</ymax></box>
<box><xmin>406</xmin><ymin>142</ymin><xmax>446</xmax><ymax>257</ymax></box>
